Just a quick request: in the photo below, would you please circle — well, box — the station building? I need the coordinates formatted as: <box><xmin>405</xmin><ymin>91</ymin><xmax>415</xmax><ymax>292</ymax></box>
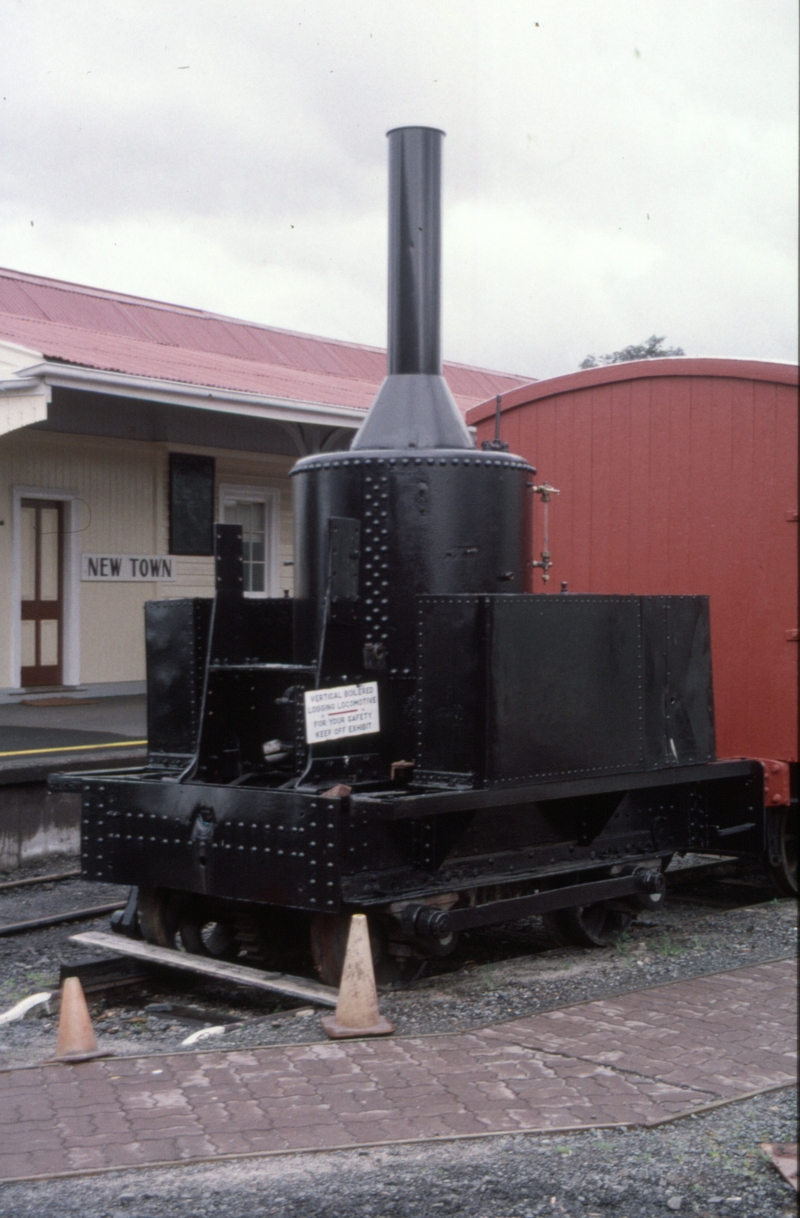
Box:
<box><xmin>0</xmin><ymin>268</ymin><xmax>527</xmax><ymax>700</ymax></box>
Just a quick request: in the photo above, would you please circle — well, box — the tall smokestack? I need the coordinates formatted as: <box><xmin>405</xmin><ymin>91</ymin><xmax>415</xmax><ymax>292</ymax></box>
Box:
<box><xmin>351</xmin><ymin>126</ymin><xmax>473</xmax><ymax>451</ymax></box>
<box><xmin>387</xmin><ymin>125</ymin><xmax>443</xmax><ymax>375</ymax></box>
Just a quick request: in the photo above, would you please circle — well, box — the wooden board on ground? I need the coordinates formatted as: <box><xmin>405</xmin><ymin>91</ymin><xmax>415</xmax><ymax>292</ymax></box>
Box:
<box><xmin>760</xmin><ymin>1143</ymin><xmax>798</xmax><ymax>1192</ymax></box>
<box><xmin>70</xmin><ymin>930</ymin><xmax>338</xmax><ymax>1008</ymax></box>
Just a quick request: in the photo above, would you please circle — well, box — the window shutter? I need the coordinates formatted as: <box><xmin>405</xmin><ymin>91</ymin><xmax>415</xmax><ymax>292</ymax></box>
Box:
<box><xmin>169</xmin><ymin>454</ymin><xmax>215</xmax><ymax>555</ymax></box>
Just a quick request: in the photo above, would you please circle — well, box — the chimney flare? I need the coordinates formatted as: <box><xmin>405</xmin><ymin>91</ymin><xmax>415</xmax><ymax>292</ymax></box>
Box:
<box><xmin>351</xmin><ymin>126</ymin><xmax>473</xmax><ymax>451</ymax></box>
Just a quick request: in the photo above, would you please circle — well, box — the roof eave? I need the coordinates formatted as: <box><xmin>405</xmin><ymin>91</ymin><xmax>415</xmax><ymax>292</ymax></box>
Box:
<box><xmin>12</xmin><ymin>361</ymin><xmax>365</xmax><ymax>430</ymax></box>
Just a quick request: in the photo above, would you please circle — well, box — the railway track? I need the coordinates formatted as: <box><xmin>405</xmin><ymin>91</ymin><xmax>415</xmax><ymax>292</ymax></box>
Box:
<box><xmin>0</xmin><ymin>902</ymin><xmax>127</xmax><ymax>937</ymax></box>
<box><xmin>0</xmin><ymin>854</ymin><xmax>793</xmax><ymax>1068</ymax></box>
<box><xmin>0</xmin><ymin>868</ymin><xmax>82</xmax><ymax>892</ymax></box>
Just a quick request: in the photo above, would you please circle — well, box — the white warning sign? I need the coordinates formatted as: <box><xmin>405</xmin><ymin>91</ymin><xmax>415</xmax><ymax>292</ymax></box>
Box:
<box><xmin>303</xmin><ymin>682</ymin><xmax>380</xmax><ymax>744</ymax></box>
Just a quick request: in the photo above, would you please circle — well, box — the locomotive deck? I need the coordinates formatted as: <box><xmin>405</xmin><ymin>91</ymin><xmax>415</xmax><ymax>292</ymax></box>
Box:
<box><xmin>61</xmin><ymin>755</ymin><xmax>763</xmax><ymax>906</ymax></box>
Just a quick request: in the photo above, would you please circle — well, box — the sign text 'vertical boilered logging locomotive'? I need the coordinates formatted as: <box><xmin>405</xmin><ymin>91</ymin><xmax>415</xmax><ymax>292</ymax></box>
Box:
<box><xmin>54</xmin><ymin>128</ymin><xmax>791</xmax><ymax>985</ymax></box>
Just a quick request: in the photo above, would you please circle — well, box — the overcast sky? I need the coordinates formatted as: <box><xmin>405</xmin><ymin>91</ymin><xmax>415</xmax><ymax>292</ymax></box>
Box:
<box><xmin>1</xmin><ymin>0</ymin><xmax>797</xmax><ymax>379</ymax></box>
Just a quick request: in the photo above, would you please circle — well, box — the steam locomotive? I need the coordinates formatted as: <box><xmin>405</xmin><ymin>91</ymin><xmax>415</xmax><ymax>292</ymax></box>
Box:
<box><xmin>55</xmin><ymin>128</ymin><xmax>775</xmax><ymax>986</ymax></box>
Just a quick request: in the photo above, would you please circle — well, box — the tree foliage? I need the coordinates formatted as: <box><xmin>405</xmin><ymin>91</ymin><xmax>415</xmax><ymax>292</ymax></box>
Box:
<box><xmin>579</xmin><ymin>334</ymin><xmax>685</xmax><ymax>369</ymax></box>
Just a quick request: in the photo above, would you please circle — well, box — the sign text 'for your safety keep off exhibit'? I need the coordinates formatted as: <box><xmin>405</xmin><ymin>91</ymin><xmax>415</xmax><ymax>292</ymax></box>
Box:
<box><xmin>304</xmin><ymin>682</ymin><xmax>380</xmax><ymax>743</ymax></box>
<box><xmin>81</xmin><ymin>554</ymin><xmax>176</xmax><ymax>581</ymax></box>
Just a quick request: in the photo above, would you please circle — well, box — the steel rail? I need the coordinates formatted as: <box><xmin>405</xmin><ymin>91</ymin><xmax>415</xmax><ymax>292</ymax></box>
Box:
<box><xmin>0</xmin><ymin>869</ymin><xmax>81</xmax><ymax>892</ymax></box>
<box><xmin>0</xmin><ymin>903</ymin><xmax>126</xmax><ymax>937</ymax></box>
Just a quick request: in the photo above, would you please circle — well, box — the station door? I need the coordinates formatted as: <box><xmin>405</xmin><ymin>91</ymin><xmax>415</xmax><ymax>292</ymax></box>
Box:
<box><xmin>20</xmin><ymin>498</ymin><xmax>63</xmax><ymax>687</ymax></box>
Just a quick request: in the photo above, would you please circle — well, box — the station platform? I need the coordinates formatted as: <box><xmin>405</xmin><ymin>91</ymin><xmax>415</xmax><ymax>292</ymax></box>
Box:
<box><xmin>0</xmin><ymin>695</ymin><xmax>147</xmax><ymax>870</ymax></box>
<box><xmin>0</xmin><ymin>696</ymin><xmax>147</xmax><ymax>782</ymax></box>
<box><xmin>0</xmin><ymin>956</ymin><xmax>794</xmax><ymax>1185</ymax></box>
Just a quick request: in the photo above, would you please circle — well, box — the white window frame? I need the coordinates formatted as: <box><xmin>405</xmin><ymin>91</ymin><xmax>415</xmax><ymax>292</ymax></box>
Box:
<box><xmin>11</xmin><ymin>486</ymin><xmax>82</xmax><ymax>689</ymax></box>
<box><xmin>217</xmin><ymin>484</ymin><xmax>280</xmax><ymax>598</ymax></box>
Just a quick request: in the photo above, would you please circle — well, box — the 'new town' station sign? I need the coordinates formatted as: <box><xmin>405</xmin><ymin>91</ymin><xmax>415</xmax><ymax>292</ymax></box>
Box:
<box><xmin>81</xmin><ymin>554</ymin><xmax>176</xmax><ymax>581</ymax></box>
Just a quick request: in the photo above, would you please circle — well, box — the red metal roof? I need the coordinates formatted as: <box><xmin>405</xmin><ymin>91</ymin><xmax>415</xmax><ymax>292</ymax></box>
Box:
<box><xmin>0</xmin><ymin>268</ymin><xmax>529</xmax><ymax>415</ymax></box>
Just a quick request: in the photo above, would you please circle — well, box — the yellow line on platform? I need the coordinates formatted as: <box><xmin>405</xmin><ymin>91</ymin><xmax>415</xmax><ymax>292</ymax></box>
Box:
<box><xmin>0</xmin><ymin>740</ymin><xmax>147</xmax><ymax>759</ymax></box>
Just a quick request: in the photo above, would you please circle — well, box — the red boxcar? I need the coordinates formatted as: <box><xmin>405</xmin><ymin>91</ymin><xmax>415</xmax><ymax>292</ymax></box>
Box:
<box><xmin>468</xmin><ymin>358</ymin><xmax>798</xmax><ymax>772</ymax></box>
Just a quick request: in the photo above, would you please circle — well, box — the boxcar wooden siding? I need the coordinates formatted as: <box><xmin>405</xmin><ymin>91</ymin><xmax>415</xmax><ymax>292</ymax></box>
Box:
<box><xmin>472</xmin><ymin>363</ymin><xmax>798</xmax><ymax>764</ymax></box>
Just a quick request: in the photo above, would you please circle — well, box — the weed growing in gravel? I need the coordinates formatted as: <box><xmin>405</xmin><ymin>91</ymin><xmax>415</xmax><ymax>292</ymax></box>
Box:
<box><xmin>17</xmin><ymin>969</ymin><xmax>51</xmax><ymax>989</ymax></box>
<box><xmin>540</xmin><ymin>956</ymin><xmax>581</xmax><ymax>971</ymax></box>
<box><xmin>650</xmin><ymin>936</ymin><xmax>685</xmax><ymax>957</ymax></box>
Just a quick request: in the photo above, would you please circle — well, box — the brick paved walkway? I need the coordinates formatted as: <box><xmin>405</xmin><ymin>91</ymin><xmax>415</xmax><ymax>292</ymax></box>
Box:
<box><xmin>0</xmin><ymin>959</ymin><xmax>794</xmax><ymax>1183</ymax></box>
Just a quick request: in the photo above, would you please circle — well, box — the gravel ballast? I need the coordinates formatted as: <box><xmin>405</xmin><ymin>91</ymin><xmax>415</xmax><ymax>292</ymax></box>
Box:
<box><xmin>0</xmin><ymin>855</ymin><xmax>796</xmax><ymax>1215</ymax></box>
<box><xmin>0</xmin><ymin>855</ymin><xmax>796</xmax><ymax>1065</ymax></box>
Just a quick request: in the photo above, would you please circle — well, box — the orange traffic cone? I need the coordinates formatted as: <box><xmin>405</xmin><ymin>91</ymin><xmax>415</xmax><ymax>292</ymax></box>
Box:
<box><xmin>53</xmin><ymin>977</ymin><xmax>106</xmax><ymax>1062</ymax></box>
<box><xmin>322</xmin><ymin>913</ymin><xmax>395</xmax><ymax>1039</ymax></box>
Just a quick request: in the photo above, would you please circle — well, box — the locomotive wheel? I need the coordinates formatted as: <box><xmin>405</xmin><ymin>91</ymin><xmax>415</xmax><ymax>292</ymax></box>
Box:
<box><xmin>232</xmin><ymin>908</ymin><xmax>311</xmax><ymax>972</ymax></box>
<box><xmin>137</xmin><ymin>890</ymin><xmax>312</xmax><ymax>967</ymax></box>
<box><xmin>177</xmin><ymin>904</ymin><xmax>306</xmax><ymax>965</ymax></box>
<box><xmin>766</xmin><ymin>807</ymin><xmax>798</xmax><ymax>897</ymax></box>
<box><xmin>138</xmin><ymin>889</ymin><xmax>237</xmax><ymax>959</ymax></box>
<box><xmin>137</xmin><ymin>886</ymin><xmax>181</xmax><ymax>948</ymax></box>
<box><xmin>177</xmin><ymin>911</ymin><xmax>238</xmax><ymax>960</ymax></box>
<box><xmin>542</xmin><ymin>901</ymin><xmax>633</xmax><ymax>948</ymax></box>
<box><xmin>309</xmin><ymin>912</ymin><xmax>425</xmax><ymax>989</ymax></box>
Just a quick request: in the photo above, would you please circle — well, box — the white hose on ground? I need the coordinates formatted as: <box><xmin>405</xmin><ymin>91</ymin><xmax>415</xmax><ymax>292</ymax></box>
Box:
<box><xmin>0</xmin><ymin>992</ymin><xmax>52</xmax><ymax>1025</ymax></box>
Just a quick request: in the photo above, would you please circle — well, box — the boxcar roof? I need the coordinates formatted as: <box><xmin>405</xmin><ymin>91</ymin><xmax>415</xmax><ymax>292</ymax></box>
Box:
<box><xmin>467</xmin><ymin>357</ymin><xmax>798</xmax><ymax>425</ymax></box>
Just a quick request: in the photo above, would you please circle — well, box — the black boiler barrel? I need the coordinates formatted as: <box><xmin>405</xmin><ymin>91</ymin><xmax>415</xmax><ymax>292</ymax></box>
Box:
<box><xmin>291</xmin><ymin>449</ymin><xmax>533</xmax><ymax>679</ymax></box>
